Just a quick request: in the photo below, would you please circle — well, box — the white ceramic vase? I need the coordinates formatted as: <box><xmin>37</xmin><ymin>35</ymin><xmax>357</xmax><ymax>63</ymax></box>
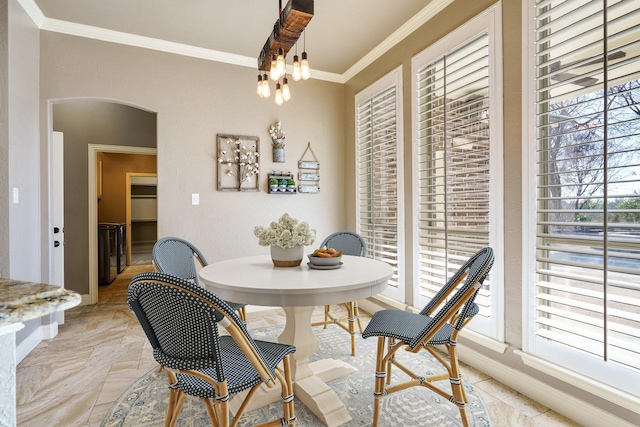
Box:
<box><xmin>270</xmin><ymin>244</ymin><xmax>303</xmax><ymax>267</ymax></box>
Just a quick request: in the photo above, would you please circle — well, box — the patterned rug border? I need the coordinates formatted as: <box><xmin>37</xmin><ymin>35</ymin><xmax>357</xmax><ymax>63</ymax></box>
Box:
<box><xmin>102</xmin><ymin>325</ymin><xmax>492</xmax><ymax>426</ymax></box>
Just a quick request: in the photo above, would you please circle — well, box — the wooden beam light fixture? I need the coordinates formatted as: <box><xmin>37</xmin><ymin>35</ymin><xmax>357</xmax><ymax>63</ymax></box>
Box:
<box><xmin>257</xmin><ymin>0</ymin><xmax>313</xmax><ymax>104</ymax></box>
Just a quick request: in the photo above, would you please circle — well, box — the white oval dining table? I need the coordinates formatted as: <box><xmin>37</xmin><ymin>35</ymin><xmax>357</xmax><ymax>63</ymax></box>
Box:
<box><xmin>199</xmin><ymin>254</ymin><xmax>393</xmax><ymax>427</ymax></box>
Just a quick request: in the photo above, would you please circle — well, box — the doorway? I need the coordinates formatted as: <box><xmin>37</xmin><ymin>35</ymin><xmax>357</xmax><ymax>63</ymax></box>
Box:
<box><xmin>88</xmin><ymin>145</ymin><xmax>157</xmax><ymax>304</ymax></box>
<box><xmin>50</xmin><ymin>100</ymin><xmax>157</xmax><ymax>305</ymax></box>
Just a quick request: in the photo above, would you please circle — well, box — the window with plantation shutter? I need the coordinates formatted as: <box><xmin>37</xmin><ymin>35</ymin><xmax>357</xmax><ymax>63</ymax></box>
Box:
<box><xmin>525</xmin><ymin>0</ymin><xmax>640</xmax><ymax>394</ymax></box>
<box><xmin>355</xmin><ymin>67</ymin><xmax>404</xmax><ymax>302</ymax></box>
<box><xmin>412</xmin><ymin>7</ymin><xmax>503</xmax><ymax>338</ymax></box>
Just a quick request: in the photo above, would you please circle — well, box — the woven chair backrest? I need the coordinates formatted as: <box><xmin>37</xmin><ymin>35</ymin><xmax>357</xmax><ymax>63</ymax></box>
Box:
<box><xmin>152</xmin><ymin>237</ymin><xmax>208</xmax><ymax>284</ymax></box>
<box><xmin>321</xmin><ymin>231</ymin><xmax>367</xmax><ymax>257</ymax></box>
<box><xmin>127</xmin><ymin>272</ymin><xmax>271</xmax><ymax>380</ymax></box>
<box><xmin>410</xmin><ymin>247</ymin><xmax>494</xmax><ymax>348</ymax></box>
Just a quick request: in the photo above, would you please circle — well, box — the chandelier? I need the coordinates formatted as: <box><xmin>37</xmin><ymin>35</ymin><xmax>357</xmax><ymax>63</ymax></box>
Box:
<box><xmin>256</xmin><ymin>0</ymin><xmax>313</xmax><ymax>105</ymax></box>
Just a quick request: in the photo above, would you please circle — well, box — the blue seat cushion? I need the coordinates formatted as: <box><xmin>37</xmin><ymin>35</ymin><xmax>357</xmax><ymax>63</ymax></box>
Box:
<box><xmin>173</xmin><ymin>336</ymin><xmax>295</xmax><ymax>398</ymax></box>
<box><xmin>362</xmin><ymin>310</ymin><xmax>455</xmax><ymax>346</ymax></box>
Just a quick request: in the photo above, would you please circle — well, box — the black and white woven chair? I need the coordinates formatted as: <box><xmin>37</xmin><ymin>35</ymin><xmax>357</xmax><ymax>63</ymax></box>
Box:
<box><xmin>362</xmin><ymin>247</ymin><xmax>494</xmax><ymax>427</ymax></box>
<box><xmin>128</xmin><ymin>272</ymin><xmax>296</xmax><ymax>427</ymax></box>
<box><xmin>311</xmin><ymin>231</ymin><xmax>367</xmax><ymax>356</ymax></box>
<box><xmin>152</xmin><ymin>236</ymin><xmax>247</xmax><ymax>323</ymax></box>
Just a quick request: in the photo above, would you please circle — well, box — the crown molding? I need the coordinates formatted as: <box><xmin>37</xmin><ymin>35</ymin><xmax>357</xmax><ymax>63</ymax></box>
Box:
<box><xmin>42</xmin><ymin>17</ymin><xmax>259</xmax><ymax>68</ymax></box>
<box><xmin>17</xmin><ymin>0</ymin><xmax>45</xmax><ymax>27</ymax></box>
<box><xmin>18</xmin><ymin>0</ymin><xmax>451</xmax><ymax>85</ymax></box>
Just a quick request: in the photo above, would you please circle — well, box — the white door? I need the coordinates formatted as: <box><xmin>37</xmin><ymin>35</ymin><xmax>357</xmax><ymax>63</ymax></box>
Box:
<box><xmin>53</xmin><ymin>131</ymin><xmax>65</xmax><ymax>323</ymax></box>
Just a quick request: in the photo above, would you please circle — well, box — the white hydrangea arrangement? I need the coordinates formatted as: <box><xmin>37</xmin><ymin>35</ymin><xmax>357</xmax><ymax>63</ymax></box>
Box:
<box><xmin>254</xmin><ymin>213</ymin><xmax>316</xmax><ymax>248</ymax></box>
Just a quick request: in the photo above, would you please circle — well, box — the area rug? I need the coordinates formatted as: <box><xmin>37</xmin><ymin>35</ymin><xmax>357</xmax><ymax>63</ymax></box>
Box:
<box><xmin>102</xmin><ymin>326</ymin><xmax>491</xmax><ymax>426</ymax></box>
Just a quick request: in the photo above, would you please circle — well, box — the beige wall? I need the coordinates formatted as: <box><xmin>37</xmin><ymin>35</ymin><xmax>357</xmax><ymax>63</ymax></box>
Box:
<box><xmin>6</xmin><ymin>0</ymin><xmax>42</xmax><ymax>349</ymax></box>
<box><xmin>40</xmin><ymin>32</ymin><xmax>346</xmax><ymax>296</ymax></box>
<box><xmin>7</xmin><ymin>0</ymin><xmax>40</xmax><ymax>282</ymax></box>
<box><xmin>344</xmin><ymin>0</ymin><xmax>635</xmax><ymax>423</ymax></box>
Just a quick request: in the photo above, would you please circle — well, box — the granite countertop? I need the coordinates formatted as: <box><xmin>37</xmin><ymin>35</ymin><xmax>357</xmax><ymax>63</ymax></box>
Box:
<box><xmin>0</xmin><ymin>278</ymin><xmax>81</xmax><ymax>328</ymax></box>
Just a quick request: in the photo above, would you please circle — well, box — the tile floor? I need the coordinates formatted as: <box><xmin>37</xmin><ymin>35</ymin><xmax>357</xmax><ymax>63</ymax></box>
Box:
<box><xmin>16</xmin><ymin>265</ymin><xmax>582</xmax><ymax>427</ymax></box>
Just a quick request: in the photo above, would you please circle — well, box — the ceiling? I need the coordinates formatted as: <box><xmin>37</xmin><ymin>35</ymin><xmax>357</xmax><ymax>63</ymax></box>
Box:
<box><xmin>27</xmin><ymin>0</ymin><xmax>443</xmax><ymax>81</ymax></box>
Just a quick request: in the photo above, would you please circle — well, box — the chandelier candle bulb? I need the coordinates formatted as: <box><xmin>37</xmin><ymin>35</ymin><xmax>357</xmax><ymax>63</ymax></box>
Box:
<box><xmin>282</xmin><ymin>77</ymin><xmax>291</xmax><ymax>101</ymax></box>
<box><xmin>301</xmin><ymin>51</ymin><xmax>310</xmax><ymax>80</ymax></box>
<box><xmin>276</xmin><ymin>48</ymin><xmax>286</xmax><ymax>76</ymax></box>
<box><xmin>257</xmin><ymin>75</ymin><xmax>264</xmax><ymax>96</ymax></box>
<box><xmin>261</xmin><ymin>73</ymin><xmax>271</xmax><ymax>97</ymax></box>
<box><xmin>270</xmin><ymin>54</ymin><xmax>279</xmax><ymax>80</ymax></box>
<box><xmin>292</xmin><ymin>55</ymin><xmax>302</xmax><ymax>81</ymax></box>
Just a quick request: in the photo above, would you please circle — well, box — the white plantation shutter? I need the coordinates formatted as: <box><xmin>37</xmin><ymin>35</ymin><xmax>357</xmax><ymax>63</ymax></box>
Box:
<box><xmin>414</xmin><ymin>26</ymin><xmax>500</xmax><ymax>337</ymax></box>
<box><xmin>531</xmin><ymin>0</ymin><xmax>640</xmax><ymax>391</ymax></box>
<box><xmin>356</xmin><ymin>68</ymin><xmax>403</xmax><ymax>301</ymax></box>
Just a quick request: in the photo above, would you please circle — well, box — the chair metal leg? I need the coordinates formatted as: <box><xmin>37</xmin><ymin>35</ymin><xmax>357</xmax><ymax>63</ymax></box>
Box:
<box><xmin>345</xmin><ymin>302</ymin><xmax>357</xmax><ymax>356</ymax></box>
<box><xmin>372</xmin><ymin>336</ymin><xmax>387</xmax><ymax>427</ymax></box>
<box><xmin>163</xmin><ymin>369</ymin><xmax>182</xmax><ymax>427</ymax></box>
<box><xmin>238</xmin><ymin>306</ymin><xmax>247</xmax><ymax>324</ymax></box>
<box><xmin>232</xmin><ymin>384</ymin><xmax>260</xmax><ymax>427</ymax></box>
<box><xmin>386</xmin><ymin>338</ymin><xmax>395</xmax><ymax>385</ymax></box>
<box><xmin>164</xmin><ymin>388</ymin><xmax>179</xmax><ymax>427</ymax></box>
<box><xmin>278</xmin><ymin>355</ymin><xmax>296</xmax><ymax>426</ymax></box>
<box><xmin>200</xmin><ymin>398</ymin><xmax>218</xmax><ymax>426</ymax></box>
<box><xmin>460</xmin><ymin>374</ymin><xmax>470</xmax><ymax>403</ymax></box>
<box><xmin>168</xmin><ymin>391</ymin><xmax>187</xmax><ymax>427</ymax></box>
<box><xmin>323</xmin><ymin>304</ymin><xmax>330</xmax><ymax>329</ymax></box>
<box><xmin>216</xmin><ymin>399</ymin><xmax>230</xmax><ymax>427</ymax></box>
<box><xmin>353</xmin><ymin>301</ymin><xmax>363</xmax><ymax>333</ymax></box>
<box><xmin>457</xmin><ymin>403</ymin><xmax>470</xmax><ymax>427</ymax></box>
<box><xmin>448</xmin><ymin>345</ymin><xmax>470</xmax><ymax>427</ymax></box>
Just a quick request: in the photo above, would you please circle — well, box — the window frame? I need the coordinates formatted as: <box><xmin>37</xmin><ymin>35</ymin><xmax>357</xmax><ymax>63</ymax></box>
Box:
<box><xmin>410</xmin><ymin>5</ymin><xmax>504</xmax><ymax>340</ymax></box>
<box><xmin>522</xmin><ymin>0</ymin><xmax>640</xmax><ymax>405</ymax></box>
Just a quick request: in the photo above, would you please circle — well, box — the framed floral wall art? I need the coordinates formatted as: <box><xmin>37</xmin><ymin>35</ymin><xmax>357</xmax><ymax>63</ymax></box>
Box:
<box><xmin>217</xmin><ymin>134</ymin><xmax>260</xmax><ymax>191</ymax></box>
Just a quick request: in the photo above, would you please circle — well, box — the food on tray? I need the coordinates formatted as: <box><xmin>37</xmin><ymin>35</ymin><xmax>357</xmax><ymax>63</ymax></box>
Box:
<box><xmin>311</xmin><ymin>247</ymin><xmax>343</xmax><ymax>258</ymax></box>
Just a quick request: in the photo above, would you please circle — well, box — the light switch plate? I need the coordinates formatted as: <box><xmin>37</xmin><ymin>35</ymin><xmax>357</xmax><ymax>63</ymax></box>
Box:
<box><xmin>13</xmin><ymin>187</ymin><xmax>19</xmax><ymax>204</ymax></box>
<box><xmin>191</xmin><ymin>193</ymin><xmax>199</xmax><ymax>205</ymax></box>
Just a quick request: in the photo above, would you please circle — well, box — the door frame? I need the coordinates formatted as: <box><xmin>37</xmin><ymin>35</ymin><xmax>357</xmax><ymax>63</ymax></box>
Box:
<box><xmin>52</xmin><ymin>131</ymin><xmax>65</xmax><ymax>326</ymax></box>
<box><xmin>87</xmin><ymin>145</ymin><xmax>157</xmax><ymax>304</ymax></box>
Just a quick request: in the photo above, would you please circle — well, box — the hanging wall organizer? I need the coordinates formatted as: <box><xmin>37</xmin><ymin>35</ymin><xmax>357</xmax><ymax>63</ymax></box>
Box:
<box><xmin>298</xmin><ymin>142</ymin><xmax>319</xmax><ymax>193</ymax></box>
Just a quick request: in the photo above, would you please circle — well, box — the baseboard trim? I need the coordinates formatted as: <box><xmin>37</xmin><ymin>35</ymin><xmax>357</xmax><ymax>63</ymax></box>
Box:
<box><xmin>41</xmin><ymin>320</ymin><xmax>58</xmax><ymax>339</ymax></box>
<box><xmin>16</xmin><ymin>325</ymin><xmax>42</xmax><ymax>364</ymax></box>
<box><xmin>515</xmin><ymin>350</ymin><xmax>640</xmax><ymax>416</ymax></box>
<box><xmin>458</xmin><ymin>346</ymin><xmax>636</xmax><ymax>427</ymax></box>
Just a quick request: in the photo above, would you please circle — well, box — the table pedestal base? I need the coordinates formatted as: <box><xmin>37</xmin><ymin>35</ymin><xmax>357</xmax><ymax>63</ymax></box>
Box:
<box><xmin>228</xmin><ymin>306</ymin><xmax>355</xmax><ymax>426</ymax></box>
